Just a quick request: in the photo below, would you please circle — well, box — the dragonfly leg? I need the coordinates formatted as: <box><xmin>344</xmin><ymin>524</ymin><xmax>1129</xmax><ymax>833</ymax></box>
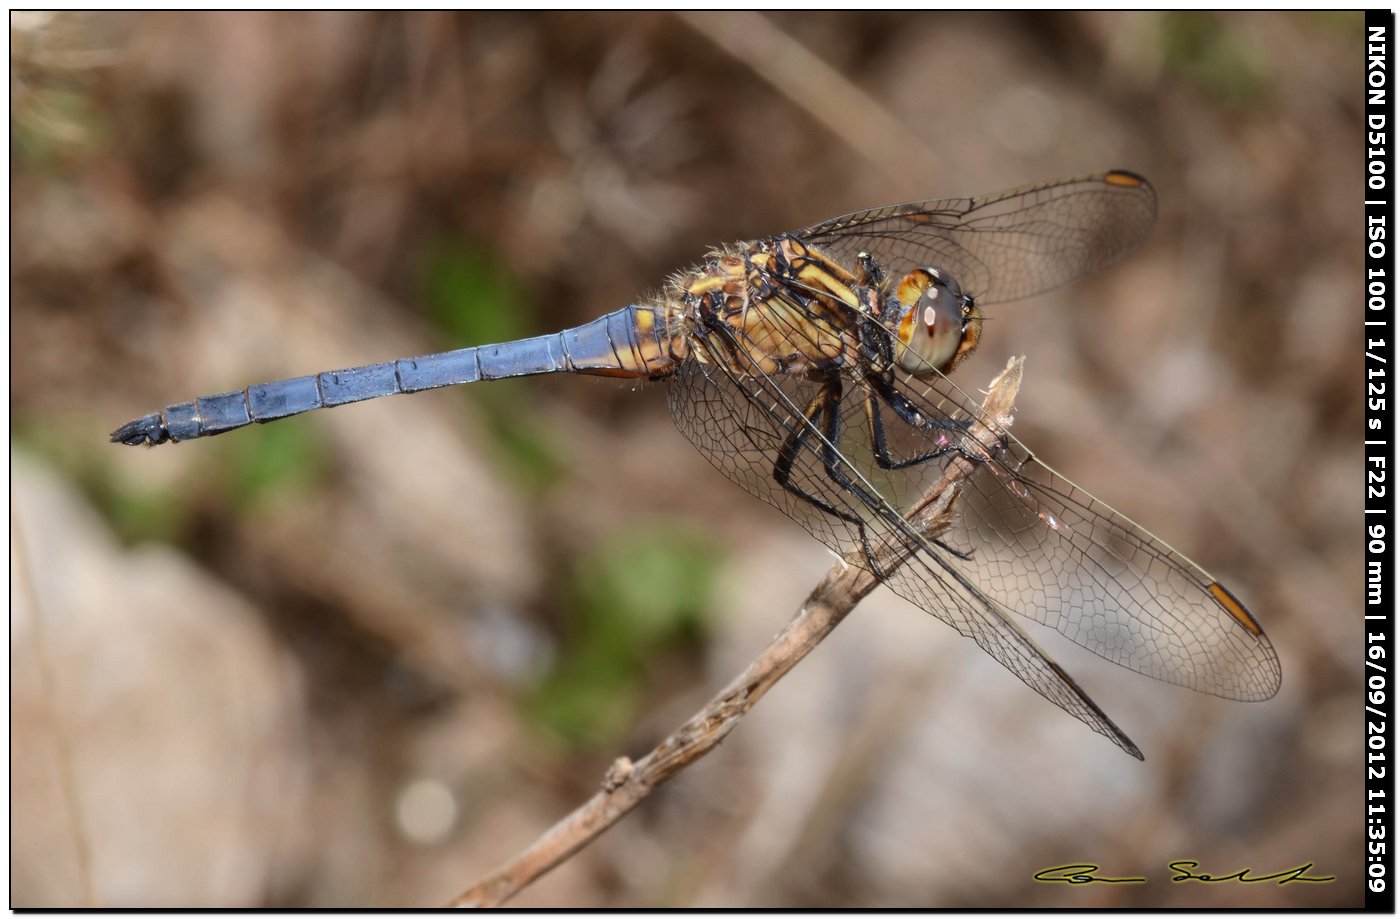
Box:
<box><xmin>773</xmin><ymin>377</ymin><xmax>889</xmax><ymax>577</ymax></box>
<box><xmin>692</xmin><ymin>311</ymin><xmax>893</xmax><ymax>576</ymax></box>
<box><xmin>861</xmin><ymin>378</ymin><xmax>982</xmax><ymax>561</ymax></box>
<box><xmin>863</xmin><ymin>373</ymin><xmax>986</xmax><ymax>470</ymax></box>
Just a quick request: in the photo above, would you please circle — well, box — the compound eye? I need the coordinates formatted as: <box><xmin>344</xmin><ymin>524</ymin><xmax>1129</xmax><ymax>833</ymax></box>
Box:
<box><xmin>897</xmin><ymin>278</ymin><xmax>965</xmax><ymax>374</ymax></box>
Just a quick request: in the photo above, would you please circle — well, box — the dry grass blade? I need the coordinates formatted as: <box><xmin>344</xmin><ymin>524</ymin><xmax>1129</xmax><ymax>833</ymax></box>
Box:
<box><xmin>674</xmin><ymin>11</ymin><xmax>943</xmax><ymax>187</ymax></box>
<box><xmin>12</xmin><ymin>505</ymin><xmax>98</xmax><ymax>906</ymax></box>
<box><xmin>447</xmin><ymin>357</ymin><xmax>1025</xmax><ymax>908</ymax></box>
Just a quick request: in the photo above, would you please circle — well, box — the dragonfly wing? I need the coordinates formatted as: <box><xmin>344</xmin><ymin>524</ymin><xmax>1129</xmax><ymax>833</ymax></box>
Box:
<box><xmin>668</xmin><ymin>313</ymin><xmax>1144</xmax><ymax>757</ymax></box>
<box><xmin>792</xmin><ymin>170</ymin><xmax>1157</xmax><ymax>304</ymax></box>
<box><xmin>881</xmin><ymin>365</ymin><xmax>1282</xmax><ymax>701</ymax></box>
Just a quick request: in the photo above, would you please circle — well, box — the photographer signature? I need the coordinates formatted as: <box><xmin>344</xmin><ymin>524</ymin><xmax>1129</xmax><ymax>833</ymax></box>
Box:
<box><xmin>1034</xmin><ymin>861</ymin><xmax>1335</xmax><ymax>886</ymax></box>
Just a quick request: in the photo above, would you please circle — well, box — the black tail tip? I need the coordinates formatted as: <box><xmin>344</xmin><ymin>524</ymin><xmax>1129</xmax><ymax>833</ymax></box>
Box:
<box><xmin>110</xmin><ymin>414</ymin><xmax>170</xmax><ymax>446</ymax></box>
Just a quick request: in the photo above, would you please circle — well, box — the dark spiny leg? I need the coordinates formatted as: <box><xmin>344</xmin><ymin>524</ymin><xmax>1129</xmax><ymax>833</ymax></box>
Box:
<box><xmin>695</xmin><ymin>308</ymin><xmax>889</xmax><ymax>576</ymax></box>
<box><xmin>773</xmin><ymin>380</ymin><xmax>886</xmax><ymax>577</ymax></box>
<box><xmin>813</xmin><ymin>376</ymin><xmax>908</xmax><ymax>575</ymax></box>
<box><xmin>864</xmin><ymin>373</ymin><xmax>984</xmax><ymax>470</ymax></box>
<box><xmin>850</xmin><ymin>312</ymin><xmax>974</xmax><ymax>449</ymax></box>
<box><xmin>862</xmin><ymin>379</ymin><xmax>983</xmax><ymax>561</ymax></box>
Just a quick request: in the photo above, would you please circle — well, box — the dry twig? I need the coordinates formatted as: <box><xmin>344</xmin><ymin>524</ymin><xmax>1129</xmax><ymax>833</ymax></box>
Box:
<box><xmin>448</xmin><ymin>357</ymin><xmax>1026</xmax><ymax>908</ymax></box>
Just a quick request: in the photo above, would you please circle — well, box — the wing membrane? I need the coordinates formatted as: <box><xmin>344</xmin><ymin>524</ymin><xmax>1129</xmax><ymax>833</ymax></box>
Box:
<box><xmin>669</xmin><ymin>295</ymin><xmax>1145</xmax><ymax>757</ymax></box>
<box><xmin>667</xmin><ymin>266</ymin><xmax>1278</xmax><ymax>756</ymax></box>
<box><xmin>793</xmin><ymin>170</ymin><xmax>1157</xmax><ymax>304</ymax></box>
<box><xmin>892</xmin><ymin>367</ymin><xmax>1282</xmax><ymax>701</ymax></box>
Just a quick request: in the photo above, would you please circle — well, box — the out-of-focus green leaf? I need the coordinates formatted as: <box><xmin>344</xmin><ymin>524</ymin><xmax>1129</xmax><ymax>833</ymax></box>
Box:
<box><xmin>15</xmin><ymin>420</ymin><xmax>193</xmax><ymax>545</ymax></box>
<box><xmin>1298</xmin><ymin>10</ymin><xmax>1362</xmax><ymax>34</ymax></box>
<box><xmin>213</xmin><ymin>421</ymin><xmax>330</xmax><ymax>512</ymax></box>
<box><xmin>418</xmin><ymin>238</ymin><xmax>566</xmax><ymax>492</ymax></box>
<box><xmin>12</xmin><ymin>85</ymin><xmax>106</xmax><ymax>168</ymax></box>
<box><xmin>1159</xmin><ymin>13</ymin><xmax>1270</xmax><ymax>110</ymax></box>
<box><xmin>571</xmin><ymin>527</ymin><xmax>718</xmax><ymax>642</ymax></box>
<box><xmin>476</xmin><ymin>392</ymin><xmax>568</xmax><ymax>492</ymax></box>
<box><xmin>525</xmin><ymin>525</ymin><xmax>723</xmax><ymax>749</ymax></box>
<box><xmin>526</xmin><ymin>653</ymin><xmax>641</xmax><ymax>749</ymax></box>
<box><xmin>98</xmin><ymin>483</ymin><xmax>189</xmax><ymax>546</ymax></box>
<box><xmin>420</xmin><ymin>239</ymin><xmax>534</xmax><ymax>347</ymax></box>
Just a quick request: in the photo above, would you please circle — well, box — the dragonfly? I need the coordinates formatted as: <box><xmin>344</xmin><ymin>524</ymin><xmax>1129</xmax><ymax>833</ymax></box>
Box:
<box><xmin>112</xmin><ymin>170</ymin><xmax>1281</xmax><ymax>758</ymax></box>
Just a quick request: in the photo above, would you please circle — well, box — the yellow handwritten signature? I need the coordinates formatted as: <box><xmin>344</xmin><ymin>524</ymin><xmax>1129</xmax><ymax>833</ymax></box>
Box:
<box><xmin>1034</xmin><ymin>861</ymin><xmax>1335</xmax><ymax>886</ymax></box>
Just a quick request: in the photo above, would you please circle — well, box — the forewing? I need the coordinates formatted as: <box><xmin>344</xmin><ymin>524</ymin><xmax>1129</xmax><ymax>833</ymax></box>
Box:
<box><xmin>667</xmin><ymin>302</ymin><xmax>1145</xmax><ymax>757</ymax></box>
<box><xmin>793</xmin><ymin>170</ymin><xmax>1157</xmax><ymax>304</ymax></box>
<box><xmin>886</xmin><ymin>366</ymin><xmax>1282</xmax><ymax>702</ymax></box>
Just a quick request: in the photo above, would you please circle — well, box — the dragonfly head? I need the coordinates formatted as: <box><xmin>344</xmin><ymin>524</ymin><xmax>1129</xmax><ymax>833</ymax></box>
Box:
<box><xmin>891</xmin><ymin>267</ymin><xmax>983</xmax><ymax>376</ymax></box>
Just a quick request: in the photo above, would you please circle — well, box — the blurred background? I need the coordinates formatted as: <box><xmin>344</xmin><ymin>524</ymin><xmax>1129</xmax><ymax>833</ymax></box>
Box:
<box><xmin>11</xmin><ymin>11</ymin><xmax>1363</xmax><ymax>907</ymax></box>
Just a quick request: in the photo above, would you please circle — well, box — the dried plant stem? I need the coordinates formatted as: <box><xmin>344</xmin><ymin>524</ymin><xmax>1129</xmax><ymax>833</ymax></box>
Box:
<box><xmin>12</xmin><ymin>503</ymin><xmax>97</xmax><ymax>906</ymax></box>
<box><xmin>448</xmin><ymin>358</ymin><xmax>1025</xmax><ymax>908</ymax></box>
<box><xmin>675</xmin><ymin>12</ymin><xmax>943</xmax><ymax>187</ymax></box>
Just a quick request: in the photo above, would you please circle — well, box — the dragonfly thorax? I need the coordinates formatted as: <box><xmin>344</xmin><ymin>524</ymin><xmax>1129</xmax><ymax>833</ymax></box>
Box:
<box><xmin>888</xmin><ymin>267</ymin><xmax>983</xmax><ymax>377</ymax></box>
